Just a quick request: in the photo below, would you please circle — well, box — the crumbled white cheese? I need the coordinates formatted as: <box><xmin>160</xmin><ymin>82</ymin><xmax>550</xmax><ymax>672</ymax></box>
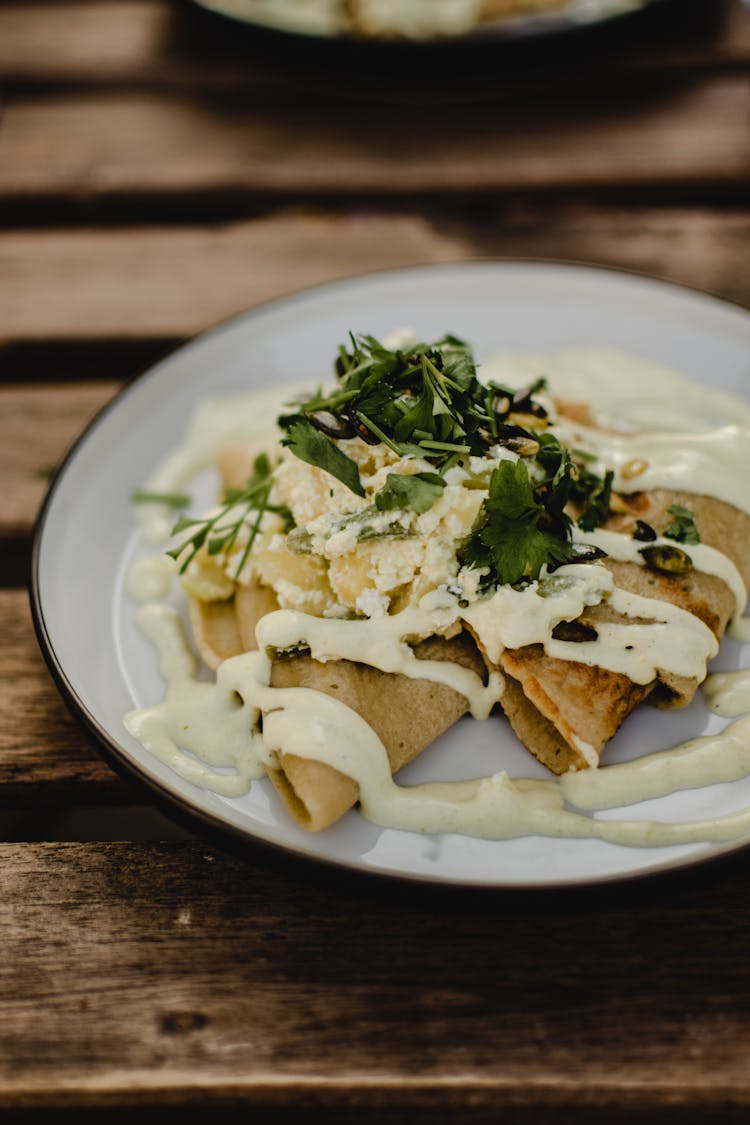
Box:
<box><xmin>356</xmin><ymin>588</ymin><xmax>390</xmax><ymax>618</ymax></box>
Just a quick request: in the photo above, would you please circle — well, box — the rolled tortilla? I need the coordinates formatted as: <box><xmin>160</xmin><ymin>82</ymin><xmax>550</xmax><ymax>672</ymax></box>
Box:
<box><xmin>499</xmin><ymin>490</ymin><xmax>750</xmax><ymax>774</ymax></box>
<box><xmin>187</xmin><ymin>596</ymin><xmax>242</xmax><ymax>670</ymax></box>
<box><xmin>194</xmin><ymin>578</ymin><xmax>488</xmax><ymax>830</ymax></box>
<box><xmin>269</xmin><ymin>633</ymin><xmax>485</xmax><ymax>830</ymax></box>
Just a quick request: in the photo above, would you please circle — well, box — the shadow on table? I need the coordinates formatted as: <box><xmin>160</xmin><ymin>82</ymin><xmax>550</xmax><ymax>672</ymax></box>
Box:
<box><xmin>166</xmin><ymin>0</ymin><xmax>735</xmax><ymax>104</ymax></box>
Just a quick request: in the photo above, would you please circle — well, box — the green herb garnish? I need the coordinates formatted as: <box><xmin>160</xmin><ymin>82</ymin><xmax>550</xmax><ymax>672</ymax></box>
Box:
<box><xmin>281</xmin><ymin>418</ymin><xmax>365</xmax><ymax>497</ymax></box>
<box><xmin>286</xmin><ymin>506</ymin><xmax>412</xmax><ymax>554</ymax></box>
<box><xmin>167</xmin><ymin>453</ymin><xmax>292</xmax><ymax>579</ymax></box>
<box><xmin>574</xmin><ymin>468</ymin><xmax>614</xmax><ymax>532</ymax></box>
<box><xmin>374</xmin><ymin>472</ymin><xmax>446</xmax><ymax>514</ymax></box>
<box><xmin>132</xmin><ymin>490</ymin><xmax>191</xmax><ymax>508</ymax></box>
<box><xmin>663</xmin><ymin>504</ymin><xmax>700</xmax><ymax>545</ymax></box>
<box><xmin>460</xmin><ymin>459</ymin><xmax>579</xmax><ymax>588</ymax></box>
<box><xmin>277</xmin><ymin>334</ymin><xmax>550</xmax><ymax>486</ymax></box>
<box><xmin>275</xmin><ymin>333</ymin><xmax>615</xmax><ymax>583</ymax></box>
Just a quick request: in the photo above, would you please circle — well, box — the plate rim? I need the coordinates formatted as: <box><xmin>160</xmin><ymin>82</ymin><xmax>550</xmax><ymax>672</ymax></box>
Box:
<box><xmin>29</xmin><ymin>258</ymin><xmax>750</xmax><ymax>891</ymax></box>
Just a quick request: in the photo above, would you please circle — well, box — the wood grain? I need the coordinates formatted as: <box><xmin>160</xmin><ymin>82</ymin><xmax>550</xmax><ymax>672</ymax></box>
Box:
<box><xmin>0</xmin><ymin>213</ymin><xmax>469</xmax><ymax>344</ymax></box>
<box><xmin>1</xmin><ymin>1</ymin><xmax>749</xmax><ymax>1116</ymax></box>
<box><xmin>1</xmin><ymin>209</ymin><xmax>748</xmax><ymax>354</ymax></box>
<box><xmin>2</xmin><ymin>76</ymin><xmax>748</xmax><ymax>209</ymax></box>
<box><xmin>0</xmin><ymin>383</ymin><xmax>119</xmax><ymax>530</ymax></box>
<box><xmin>1</xmin><ymin>840</ymin><xmax>750</xmax><ymax>1120</ymax></box>
<box><xmin>0</xmin><ymin>591</ymin><xmax>127</xmax><ymax>803</ymax></box>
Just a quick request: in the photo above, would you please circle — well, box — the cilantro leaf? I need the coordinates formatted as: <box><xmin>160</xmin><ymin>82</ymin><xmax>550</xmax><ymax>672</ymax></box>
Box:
<box><xmin>664</xmin><ymin>504</ymin><xmax>700</xmax><ymax>545</ymax></box>
<box><xmin>460</xmin><ymin>459</ymin><xmax>578</xmax><ymax>588</ymax></box>
<box><xmin>576</xmin><ymin>469</ymin><xmax>614</xmax><ymax>532</ymax></box>
<box><xmin>277</xmin><ymin>333</ymin><xmax>550</xmax><ymax>474</ymax></box>
<box><xmin>282</xmin><ymin>419</ymin><xmax>365</xmax><ymax>497</ymax></box>
<box><xmin>374</xmin><ymin>472</ymin><xmax>446</xmax><ymax>514</ymax></box>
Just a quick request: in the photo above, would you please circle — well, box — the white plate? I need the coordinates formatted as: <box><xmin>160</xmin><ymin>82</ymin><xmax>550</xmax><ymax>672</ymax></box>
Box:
<box><xmin>32</xmin><ymin>262</ymin><xmax>750</xmax><ymax>888</ymax></box>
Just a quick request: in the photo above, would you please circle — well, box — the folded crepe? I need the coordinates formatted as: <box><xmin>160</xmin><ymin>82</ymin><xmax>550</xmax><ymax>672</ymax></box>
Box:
<box><xmin>189</xmin><ymin>581</ymin><xmax>487</xmax><ymax>830</ymax></box>
<box><xmin>499</xmin><ymin>489</ymin><xmax>750</xmax><ymax>774</ymax></box>
<box><xmin>189</xmin><ymin>431</ymin><xmax>749</xmax><ymax>817</ymax></box>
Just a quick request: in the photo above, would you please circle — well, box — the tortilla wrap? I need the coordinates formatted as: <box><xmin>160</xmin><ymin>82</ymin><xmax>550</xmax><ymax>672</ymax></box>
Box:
<box><xmin>187</xmin><ymin>596</ymin><xmax>242</xmax><ymax>670</ymax></box>
<box><xmin>196</xmin><ymin>438</ymin><xmax>750</xmax><ymax>795</ymax></box>
<box><xmin>499</xmin><ymin>490</ymin><xmax>750</xmax><ymax>774</ymax></box>
<box><xmin>268</xmin><ymin>633</ymin><xmax>486</xmax><ymax>830</ymax></box>
<box><xmin>190</xmin><ymin>581</ymin><xmax>487</xmax><ymax>830</ymax></box>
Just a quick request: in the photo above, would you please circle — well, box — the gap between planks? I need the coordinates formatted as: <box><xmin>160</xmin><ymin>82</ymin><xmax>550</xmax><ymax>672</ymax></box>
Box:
<box><xmin>0</xmin><ymin>0</ymin><xmax>747</xmax><ymax>90</ymax></box>
<box><xmin>1</xmin><ymin>209</ymin><xmax>749</xmax><ymax>352</ymax></box>
<box><xmin>2</xmin><ymin>841</ymin><xmax>750</xmax><ymax>1114</ymax></box>
<box><xmin>1</xmin><ymin>75</ymin><xmax>748</xmax><ymax>206</ymax></box>
<box><xmin>0</xmin><ymin>589</ymin><xmax>130</xmax><ymax>804</ymax></box>
<box><xmin>0</xmin><ymin>382</ymin><xmax>120</xmax><ymax>531</ymax></box>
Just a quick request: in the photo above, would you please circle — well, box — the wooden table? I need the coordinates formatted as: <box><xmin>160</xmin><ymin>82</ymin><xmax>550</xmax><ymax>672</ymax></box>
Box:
<box><xmin>2</xmin><ymin>1</ymin><xmax>750</xmax><ymax>1119</ymax></box>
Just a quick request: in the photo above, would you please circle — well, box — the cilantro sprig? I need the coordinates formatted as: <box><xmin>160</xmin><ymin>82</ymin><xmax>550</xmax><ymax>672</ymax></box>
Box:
<box><xmin>374</xmin><ymin>471</ymin><xmax>446</xmax><ymax>514</ymax></box>
<box><xmin>573</xmin><ymin>467</ymin><xmax>615</xmax><ymax>533</ymax></box>
<box><xmin>277</xmin><ymin>333</ymin><xmax>550</xmax><ymax>491</ymax></box>
<box><xmin>274</xmin><ymin>333</ymin><xmax>618</xmax><ymax>584</ymax></box>
<box><xmin>282</xmin><ymin>419</ymin><xmax>365</xmax><ymax>497</ymax></box>
<box><xmin>132</xmin><ymin>490</ymin><xmax>191</xmax><ymax>508</ymax></box>
<box><xmin>663</xmin><ymin>503</ymin><xmax>700</xmax><ymax>545</ymax></box>
<box><xmin>460</xmin><ymin>436</ymin><xmax>608</xmax><ymax>589</ymax></box>
<box><xmin>167</xmin><ymin>453</ymin><xmax>292</xmax><ymax>579</ymax></box>
<box><xmin>461</xmin><ymin>459</ymin><xmax>576</xmax><ymax>587</ymax></box>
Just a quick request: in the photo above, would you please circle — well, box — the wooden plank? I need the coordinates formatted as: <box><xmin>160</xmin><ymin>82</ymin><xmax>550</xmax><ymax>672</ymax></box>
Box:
<box><xmin>1</xmin><ymin>209</ymin><xmax>748</xmax><ymax>354</ymax></box>
<box><xmin>0</xmin><ymin>1</ymin><xmax>174</xmax><ymax>85</ymax></box>
<box><xmin>480</xmin><ymin>206</ymin><xmax>750</xmax><ymax>308</ymax></box>
<box><xmin>0</xmin><ymin>591</ymin><xmax>128</xmax><ymax>802</ymax></box>
<box><xmin>2</xmin><ymin>840</ymin><xmax>750</xmax><ymax>1119</ymax></box>
<box><xmin>0</xmin><ymin>0</ymin><xmax>748</xmax><ymax>88</ymax></box>
<box><xmin>0</xmin><ymin>383</ymin><xmax>119</xmax><ymax>531</ymax></box>
<box><xmin>1</xmin><ymin>76</ymin><xmax>748</xmax><ymax>208</ymax></box>
<box><xmin>0</xmin><ymin>213</ymin><xmax>470</xmax><ymax>345</ymax></box>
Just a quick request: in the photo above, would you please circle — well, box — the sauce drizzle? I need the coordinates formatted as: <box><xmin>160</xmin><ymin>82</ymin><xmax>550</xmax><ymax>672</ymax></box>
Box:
<box><xmin>123</xmin><ymin>348</ymin><xmax>750</xmax><ymax>849</ymax></box>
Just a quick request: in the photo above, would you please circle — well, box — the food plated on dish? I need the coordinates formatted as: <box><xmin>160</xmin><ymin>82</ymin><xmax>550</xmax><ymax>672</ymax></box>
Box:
<box><xmin>193</xmin><ymin>0</ymin><xmax>645</xmax><ymax>40</ymax></box>
<box><xmin>124</xmin><ymin>331</ymin><xmax>750</xmax><ymax>849</ymax></box>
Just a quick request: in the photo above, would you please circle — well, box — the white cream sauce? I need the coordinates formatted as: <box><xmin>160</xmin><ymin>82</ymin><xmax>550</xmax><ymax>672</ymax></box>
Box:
<box><xmin>578</xmin><ymin>528</ymin><xmax>748</xmax><ymax>621</ymax></box>
<box><xmin>703</xmin><ymin>668</ymin><xmax>750</xmax><ymax>719</ymax></box>
<box><xmin>124</xmin><ymin>604</ymin><xmax>264</xmax><ymax>797</ymax></box>
<box><xmin>556</xmin><ymin>419</ymin><xmax>750</xmax><ymax>517</ymax></box>
<box><xmin>133</xmin><ymin>382</ymin><xmax>308</xmax><ymax>543</ymax></box>
<box><xmin>124</xmin><ymin>347</ymin><xmax>750</xmax><ymax>849</ymax></box>
<box><xmin>125</xmin><ymin>556</ymin><xmax>176</xmax><ymax>603</ymax></box>
<box><xmin>483</xmin><ymin>347</ymin><xmax>750</xmax><ymax>433</ymax></box>
<box><xmin>487</xmin><ymin>348</ymin><xmax>750</xmax><ymax>514</ymax></box>
<box><xmin>464</xmin><ymin>565</ymin><xmax>717</xmax><ymax>683</ymax></box>
<box><xmin>730</xmin><ymin>617</ymin><xmax>750</xmax><ymax>644</ymax></box>
<box><xmin>126</xmin><ymin>606</ymin><xmax>750</xmax><ymax>847</ymax></box>
<box><xmin>255</xmin><ymin>604</ymin><xmax>502</xmax><ymax>719</ymax></box>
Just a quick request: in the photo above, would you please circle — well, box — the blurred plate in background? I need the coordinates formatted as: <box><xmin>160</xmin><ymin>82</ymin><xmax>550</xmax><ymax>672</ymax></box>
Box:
<box><xmin>188</xmin><ymin>0</ymin><xmax>661</xmax><ymax>43</ymax></box>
